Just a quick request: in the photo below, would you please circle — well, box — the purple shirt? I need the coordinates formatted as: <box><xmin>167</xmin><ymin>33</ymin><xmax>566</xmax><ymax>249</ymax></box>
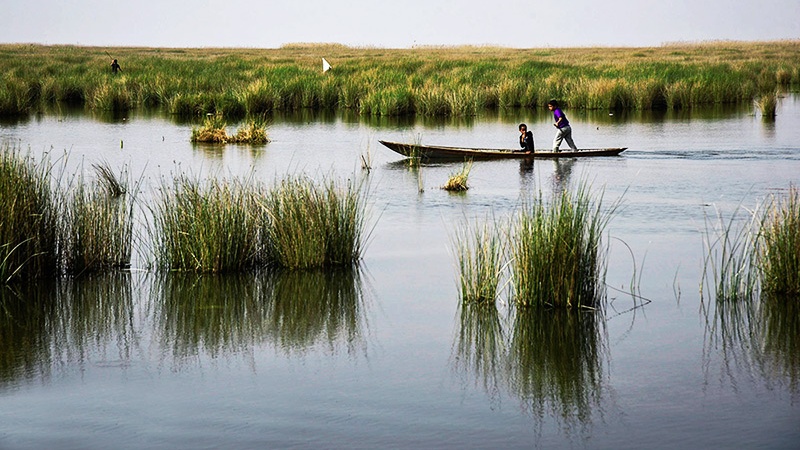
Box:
<box><xmin>553</xmin><ymin>108</ymin><xmax>570</xmax><ymax>128</ymax></box>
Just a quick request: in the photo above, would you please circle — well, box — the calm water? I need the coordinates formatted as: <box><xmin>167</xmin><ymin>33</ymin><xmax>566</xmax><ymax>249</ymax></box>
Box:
<box><xmin>1</xmin><ymin>96</ymin><xmax>799</xmax><ymax>449</ymax></box>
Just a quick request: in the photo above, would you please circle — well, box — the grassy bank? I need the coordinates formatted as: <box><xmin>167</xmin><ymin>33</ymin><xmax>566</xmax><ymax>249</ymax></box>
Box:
<box><xmin>1</xmin><ymin>41</ymin><xmax>798</xmax><ymax>117</ymax></box>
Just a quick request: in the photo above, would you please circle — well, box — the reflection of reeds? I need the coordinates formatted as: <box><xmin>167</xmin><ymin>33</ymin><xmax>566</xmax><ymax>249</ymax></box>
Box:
<box><xmin>453</xmin><ymin>301</ymin><xmax>608</xmax><ymax>434</ymax></box>
<box><xmin>509</xmin><ymin>307</ymin><xmax>606</xmax><ymax>430</ymax></box>
<box><xmin>453</xmin><ymin>302</ymin><xmax>505</xmax><ymax>396</ymax></box>
<box><xmin>0</xmin><ymin>283</ymin><xmax>57</xmax><ymax>385</ymax></box>
<box><xmin>266</xmin><ymin>268</ymin><xmax>367</xmax><ymax>354</ymax></box>
<box><xmin>0</xmin><ymin>144</ymin><xmax>61</xmax><ymax>283</ymax></box>
<box><xmin>0</xmin><ymin>274</ymin><xmax>135</xmax><ymax>386</ymax></box>
<box><xmin>156</xmin><ymin>272</ymin><xmax>271</xmax><ymax>359</ymax></box>
<box><xmin>512</xmin><ymin>185</ymin><xmax>613</xmax><ymax>309</ymax></box>
<box><xmin>454</xmin><ymin>217</ymin><xmax>505</xmax><ymax>303</ymax></box>
<box><xmin>155</xmin><ymin>268</ymin><xmax>367</xmax><ymax>361</ymax></box>
<box><xmin>760</xmin><ymin>294</ymin><xmax>800</xmax><ymax>393</ymax></box>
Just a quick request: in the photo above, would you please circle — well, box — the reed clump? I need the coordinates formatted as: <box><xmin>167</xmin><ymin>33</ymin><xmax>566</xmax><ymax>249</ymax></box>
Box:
<box><xmin>511</xmin><ymin>186</ymin><xmax>613</xmax><ymax>309</ymax></box>
<box><xmin>758</xmin><ymin>187</ymin><xmax>800</xmax><ymax>295</ymax></box>
<box><xmin>452</xmin><ymin>184</ymin><xmax>615</xmax><ymax>309</ymax></box>
<box><xmin>756</xmin><ymin>91</ymin><xmax>778</xmax><ymax>118</ymax></box>
<box><xmin>454</xmin><ymin>218</ymin><xmax>506</xmax><ymax>304</ymax></box>
<box><xmin>63</xmin><ymin>163</ymin><xmax>136</xmax><ymax>274</ymax></box>
<box><xmin>150</xmin><ymin>175</ymin><xmax>265</xmax><ymax>273</ymax></box>
<box><xmin>0</xmin><ymin>145</ymin><xmax>61</xmax><ymax>283</ymax></box>
<box><xmin>261</xmin><ymin>176</ymin><xmax>368</xmax><ymax>269</ymax></box>
<box><xmin>150</xmin><ymin>173</ymin><xmax>368</xmax><ymax>273</ymax></box>
<box><xmin>442</xmin><ymin>160</ymin><xmax>472</xmax><ymax>192</ymax></box>
<box><xmin>191</xmin><ymin>114</ymin><xmax>270</xmax><ymax>144</ymax></box>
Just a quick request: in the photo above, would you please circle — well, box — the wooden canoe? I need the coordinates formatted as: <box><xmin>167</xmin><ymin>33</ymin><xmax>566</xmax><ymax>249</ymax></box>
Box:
<box><xmin>378</xmin><ymin>140</ymin><xmax>626</xmax><ymax>160</ymax></box>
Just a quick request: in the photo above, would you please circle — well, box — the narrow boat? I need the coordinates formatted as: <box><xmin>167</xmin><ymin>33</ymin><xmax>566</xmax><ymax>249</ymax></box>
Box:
<box><xmin>379</xmin><ymin>140</ymin><xmax>626</xmax><ymax>160</ymax></box>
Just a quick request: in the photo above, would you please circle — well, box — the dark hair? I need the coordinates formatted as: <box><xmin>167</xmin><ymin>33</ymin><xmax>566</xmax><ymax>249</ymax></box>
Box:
<box><xmin>547</xmin><ymin>100</ymin><xmax>559</xmax><ymax>108</ymax></box>
<box><xmin>518</xmin><ymin>123</ymin><xmax>527</xmax><ymax>130</ymax></box>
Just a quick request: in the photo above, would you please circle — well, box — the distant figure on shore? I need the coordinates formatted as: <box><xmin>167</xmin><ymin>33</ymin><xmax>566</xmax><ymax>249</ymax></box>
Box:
<box><xmin>547</xmin><ymin>100</ymin><xmax>577</xmax><ymax>152</ymax></box>
<box><xmin>518</xmin><ymin>123</ymin><xmax>534</xmax><ymax>153</ymax></box>
<box><xmin>111</xmin><ymin>59</ymin><xmax>121</xmax><ymax>74</ymax></box>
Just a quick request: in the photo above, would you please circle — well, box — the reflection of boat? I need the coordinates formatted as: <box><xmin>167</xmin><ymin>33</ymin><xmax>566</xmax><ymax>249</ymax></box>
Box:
<box><xmin>379</xmin><ymin>140</ymin><xmax>627</xmax><ymax>160</ymax></box>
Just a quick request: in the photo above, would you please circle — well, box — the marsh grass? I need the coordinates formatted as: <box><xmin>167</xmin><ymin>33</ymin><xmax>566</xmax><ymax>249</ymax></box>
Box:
<box><xmin>442</xmin><ymin>160</ymin><xmax>473</xmax><ymax>192</ymax></box>
<box><xmin>511</xmin><ymin>185</ymin><xmax>614</xmax><ymax>309</ymax></box>
<box><xmin>0</xmin><ymin>145</ymin><xmax>61</xmax><ymax>283</ymax></box>
<box><xmin>63</xmin><ymin>163</ymin><xmax>136</xmax><ymax>274</ymax></box>
<box><xmin>453</xmin><ymin>218</ymin><xmax>506</xmax><ymax>304</ymax></box>
<box><xmin>2</xmin><ymin>42</ymin><xmax>796</xmax><ymax>118</ymax></box>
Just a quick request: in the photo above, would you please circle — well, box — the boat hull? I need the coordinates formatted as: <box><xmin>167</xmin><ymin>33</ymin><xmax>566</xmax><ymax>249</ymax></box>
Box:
<box><xmin>378</xmin><ymin>140</ymin><xmax>626</xmax><ymax>160</ymax></box>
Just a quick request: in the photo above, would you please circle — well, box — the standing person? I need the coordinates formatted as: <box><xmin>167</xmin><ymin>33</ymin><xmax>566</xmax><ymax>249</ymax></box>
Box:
<box><xmin>111</xmin><ymin>59</ymin><xmax>121</xmax><ymax>74</ymax></box>
<box><xmin>518</xmin><ymin>123</ymin><xmax>534</xmax><ymax>153</ymax></box>
<box><xmin>547</xmin><ymin>100</ymin><xmax>577</xmax><ymax>152</ymax></box>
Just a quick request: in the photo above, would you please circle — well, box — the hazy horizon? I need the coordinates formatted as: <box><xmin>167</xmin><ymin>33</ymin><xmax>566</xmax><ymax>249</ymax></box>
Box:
<box><xmin>2</xmin><ymin>0</ymin><xmax>798</xmax><ymax>49</ymax></box>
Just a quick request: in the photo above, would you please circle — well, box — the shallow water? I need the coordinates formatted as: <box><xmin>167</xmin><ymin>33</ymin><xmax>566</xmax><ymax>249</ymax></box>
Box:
<box><xmin>1</xmin><ymin>97</ymin><xmax>799</xmax><ymax>449</ymax></box>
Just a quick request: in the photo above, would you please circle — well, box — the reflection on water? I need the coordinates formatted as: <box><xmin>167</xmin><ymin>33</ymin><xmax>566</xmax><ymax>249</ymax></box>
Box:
<box><xmin>155</xmin><ymin>268</ymin><xmax>369</xmax><ymax>366</ymax></box>
<box><xmin>761</xmin><ymin>295</ymin><xmax>800</xmax><ymax>394</ymax></box>
<box><xmin>454</xmin><ymin>304</ymin><xmax>608</xmax><ymax>438</ymax></box>
<box><xmin>704</xmin><ymin>293</ymin><xmax>800</xmax><ymax>397</ymax></box>
<box><xmin>0</xmin><ymin>274</ymin><xmax>136</xmax><ymax>387</ymax></box>
<box><xmin>551</xmin><ymin>159</ymin><xmax>576</xmax><ymax>195</ymax></box>
<box><xmin>0</xmin><ymin>269</ymin><xmax>369</xmax><ymax>386</ymax></box>
<box><xmin>453</xmin><ymin>302</ymin><xmax>506</xmax><ymax>400</ymax></box>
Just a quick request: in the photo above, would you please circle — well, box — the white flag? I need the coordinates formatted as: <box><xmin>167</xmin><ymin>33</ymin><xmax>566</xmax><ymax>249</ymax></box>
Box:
<box><xmin>322</xmin><ymin>58</ymin><xmax>331</xmax><ymax>73</ymax></box>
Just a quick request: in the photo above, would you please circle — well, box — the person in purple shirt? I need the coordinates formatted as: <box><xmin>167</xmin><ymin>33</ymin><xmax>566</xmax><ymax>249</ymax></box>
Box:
<box><xmin>547</xmin><ymin>100</ymin><xmax>578</xmax><ymax>152</ymax></box>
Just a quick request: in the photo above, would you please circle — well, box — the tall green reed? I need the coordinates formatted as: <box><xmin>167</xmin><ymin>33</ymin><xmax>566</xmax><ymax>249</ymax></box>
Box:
<box><xmin>758</xmin><ymin>187</ymin><xmax>800</xmax><ymax>295</ymax></box>
<box><xmin>453</xmin><ymin>217</ymin><xmax>506</xmax><ymax>304</ymax></box>
<box><xmin>261</xmin><ymin>175</ymin><xmax>368</xmax><ymax>269</ymax></box>
<box><xmin>150</xmin><ymin>174</ymin><xmax>265</xmax><ymax>273</ymax></box>
<box><xmin>63</xmin><ymin>162</ymin><xmax>136</xmax><ymax>274</ymax></box>
<box><xmin>511</xmin><ymin>185</ymin><xmax>614</xmax><ymax>309</ymax></box>
<box><xmin>0</xmin><ymin>145</ymin><xmax>62</xmax><ymax>283</ymax></box>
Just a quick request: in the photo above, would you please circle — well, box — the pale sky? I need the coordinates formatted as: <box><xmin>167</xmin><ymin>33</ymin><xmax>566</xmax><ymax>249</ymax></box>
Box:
<box><xmin>1</xmin><ymin>0</ymin><xmax>798</xmax><ymax>48</ymax></box>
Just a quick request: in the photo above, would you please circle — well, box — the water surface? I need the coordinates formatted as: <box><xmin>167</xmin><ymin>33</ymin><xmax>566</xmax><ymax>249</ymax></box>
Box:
<box><xmin>1</xmin><ymin>97</ymin><xmax>799</xmax><ymax>449</ymax></box>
